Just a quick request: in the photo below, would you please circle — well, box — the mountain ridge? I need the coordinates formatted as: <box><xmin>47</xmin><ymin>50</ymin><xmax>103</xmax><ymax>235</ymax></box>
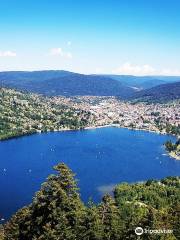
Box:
<box><xmin>130</xmin><ymin>81</ymin><xmax>180</xmax><ymax>102</ymax></box>
<box><xmin>0</xmin><ymin>70</ymin><xmax>179</xmax><ymax>99</ymax></box>
<box><xmin>0</xmin><ymin>70</ymin><xmax>135</xmax><ymax>97</ymax></box>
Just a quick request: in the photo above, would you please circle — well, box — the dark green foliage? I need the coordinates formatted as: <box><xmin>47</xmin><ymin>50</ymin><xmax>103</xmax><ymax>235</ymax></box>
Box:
<box><xmin>0</xmin><ymin>88</ymin><xmax>93</xmax><ymax>140</ymax></box>
<box><xmin>165</xmin><ymin>141</ymin><xmax>176</xmax><ymax>152</ymax></box>
<box><xmin>114</xmin><ymin>177</ymin><xmax>180</xmax><ymax>210</ymax></box>
<box><xmin>0</xmin><ymin>71</ymin><xmax>135</xmax><ymax>97</ymax></box>
<box><xmin>130</xmin><ymin>82</ymin><xmax>180</xmax><ymax>103</ymax></box>
<box><xmin>1</xmin><ymin>71</ymin><xmax>179</xmax><ymax>98</ymax></box>
<box><xmin>4</xmin><ymin>163</ymin><xmax>85</xmax><ymax>240</ymax></box>
<box><xmin>2</xmin><ymin>164</ymin><xmax>180</xmax><ymax>240</ymax></box>
<box><xmin>97</xmin><ymin>195</ymin><xmax>124</xmax><ymax>240</ymax></box>
<box><xmin>165</xmin><ymin>139</ymin><xmax>180</xmax><ymax>158</ymax></box>
<box><xmin>114</xmin><ymin>177</ymin><xmax>180</xmax><ymax>239</ymax></box>
<box><xmin>165</xmin><ymin>124</ymin><xmax>180</xmax><ymax>135</ymax></box>
<box><xmin>104</xmin><ymin>74</ymin><xmax>180</xmax><ymax>90</ymax></box>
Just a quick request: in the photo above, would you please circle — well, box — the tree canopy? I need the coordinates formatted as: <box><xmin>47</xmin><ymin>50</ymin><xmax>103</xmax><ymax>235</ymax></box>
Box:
<box><xmin>1</xmin><ymin>164</ymin><xmax>179</xmax><ymax>240</ymax></box>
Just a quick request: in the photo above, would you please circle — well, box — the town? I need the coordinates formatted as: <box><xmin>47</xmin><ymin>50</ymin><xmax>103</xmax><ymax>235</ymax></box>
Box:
<box><xmin>1</xmin><ymin>88</ymin><xmax>179</xmax><ymax>141</ymax></box>
<box><xmin>52</xmin><ymin>96</ymin><xmax>180</xmax><ymax>136</ymax></box>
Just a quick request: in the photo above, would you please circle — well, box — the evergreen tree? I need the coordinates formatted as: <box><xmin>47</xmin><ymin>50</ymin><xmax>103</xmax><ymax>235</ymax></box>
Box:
<box><xmin>4</xmin><ymin>163</ymin><xmax>85</xmax><ymax>240</ymax></box>
<box><xmin>98</xmin><ymin>194</ymin><xmax>124</xmax><ymax>240</ymax></box>
<box><xmin>79</xmin><ymin>200</ymin><xmax>104</xmax><ymax>240</ymax></box>
<box><xmin>2</xmin><ymin>164</ymin><xmax>180</xmax><ymax>240</ymax></box>
<box><xmin>0</xmin><ymin>224</ymin><xmax>4</xmax><ymax>240</ymax></box>
<box><xmin>4</xmin><ymin>207</ymin><xmax>31</xmax><ymax>240</ymax></box>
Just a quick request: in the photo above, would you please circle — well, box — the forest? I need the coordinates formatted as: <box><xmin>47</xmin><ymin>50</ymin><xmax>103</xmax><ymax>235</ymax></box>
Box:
<box><xmin>0</xmin><ymin>88</ymin><xmax>92</xmax><ymax>140</ymax></box>
<box><xmin>0</xmin><ymin>163</ymin><xmax>179</xmax><ymax>240</ymax></box>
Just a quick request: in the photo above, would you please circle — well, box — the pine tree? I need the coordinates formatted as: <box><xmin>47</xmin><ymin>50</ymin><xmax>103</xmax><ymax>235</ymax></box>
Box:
<box><xmin>98</xmin><ymin>194</ymin><xmax>124</xmax><ymax>240</ymax></box>
<box><xmin>4</xmin><ymin>163</ymin><xmax>85</xmax><ymax>240</ymax></box>
<box><xmin>4</xmin><ymin>207</ymin><xmax>31</xmax><ymax>240</ymax></box>
<box><xmin>0</xmin><ymin>224</ymin><xmax>4</xmax><ymax>240</ymax></box>
<box><xmin>79</xmin><ymin>200</ymin><xmax>104</xmax><ymax>240</ymax></box>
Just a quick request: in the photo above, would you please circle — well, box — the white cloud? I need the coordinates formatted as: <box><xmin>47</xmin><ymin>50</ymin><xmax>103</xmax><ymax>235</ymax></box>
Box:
<box><xmin>112</xmin><ymin>62</ymin><xmax>155</xmax><ymax>75</ymax></box>
<box><xmin>49</xmin><ymin>47</ymin><xmax>72</xmax><ymax>59</ymax></box>
<box><xmin>112</xmin><ymin>62</ymin><xmax>180</xmax><ymax>76</ymax></box>
<box><xmin>161</xmin><ymin>68</ymin><xmax>180</xmax><ymax>76</ymax></box>
<box><xmin>0</xmin><ymin>50</ymin><xmax>17</xmax><ymax>57</ymax></box>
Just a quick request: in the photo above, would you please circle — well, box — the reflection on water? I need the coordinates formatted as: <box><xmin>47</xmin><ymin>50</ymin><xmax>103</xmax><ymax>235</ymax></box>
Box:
<box><xmin>97</xmin><ymin>184</ymin><xmax>116</xmax><ymax>196</ymax></box>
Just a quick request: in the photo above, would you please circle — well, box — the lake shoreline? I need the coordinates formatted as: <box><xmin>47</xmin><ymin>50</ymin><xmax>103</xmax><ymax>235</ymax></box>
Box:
<box><xmin>169</xmin><ymin>151</ymin><xmax>180</xmax><ymax>160</ymax></box>
<box><xmin>84</xmin><ymin>124</ymin><xmax>175</xmax><ymax>137</ymax></box>
<box><xmin>0</xmin><ymin>123</ymin><xmax>175</xmax><ymax>139</ymax></box>
<box><xmin>0</xmin><ymin>125</ymin><xmax>179</xmax><ymax>221</ymax></box>
<box><xmin>0</xmin><ymin>123</ymin><xmax>168</xmax><ymax>141</ymax></box>
<box><xmin>1</xmin><ymin>124</ymin><xmax>179</xmax><ymax>161</ymax></box>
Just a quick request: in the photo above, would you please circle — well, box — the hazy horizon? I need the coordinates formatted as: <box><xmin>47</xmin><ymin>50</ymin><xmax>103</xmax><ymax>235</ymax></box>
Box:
<box><xmin>0</xmin><ymin>69</ymin><xmax>180</xmax><ymax>78</ymax></box>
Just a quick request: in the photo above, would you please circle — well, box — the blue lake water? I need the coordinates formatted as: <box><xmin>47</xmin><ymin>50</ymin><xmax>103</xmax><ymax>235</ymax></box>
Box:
<box><xmin>0</xmin><ymin>127</ymin><xmax>180</xmax><ymax>221</ymax></box>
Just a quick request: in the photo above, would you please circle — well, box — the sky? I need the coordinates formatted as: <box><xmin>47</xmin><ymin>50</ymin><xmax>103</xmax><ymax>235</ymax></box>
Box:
<box><xmin>0</xmin><ymin>0</ymin><xmax>180</xmax><ymax>75</ymax></box>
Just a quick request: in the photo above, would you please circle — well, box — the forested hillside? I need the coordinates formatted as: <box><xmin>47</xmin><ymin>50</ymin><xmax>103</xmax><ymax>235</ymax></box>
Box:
<box><xmin>1</xmin><ymin>164</ymin><xmax>179</xmax><ymax>240</ymax></box>
<box><xmin>103</xmin><ymin>75</ymin><xmax>179</xmax><ymax>89</ymax></box>
<box><xmin>0</xmin><ymin>71</ymin><xmax>135</xmax><ymax>97</ymax></box>
<box><xmin>130</xmin><ymin>82</ymin><xmax>180</xmax><ymax>102</ymax></box>
<box><xmin>0</xmin><ymin>71</ymin><xmax>179</xmax><ymax>100</ymax></box>
<box><xmin>0</xmin><ymin>88</ymin><xmax>93</xmax><ymax>140</ymax></box>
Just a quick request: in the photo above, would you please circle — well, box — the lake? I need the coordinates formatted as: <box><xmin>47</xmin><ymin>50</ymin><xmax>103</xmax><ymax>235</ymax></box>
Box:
<box><xmin>0</xmin><ymin>127</ymin><xmax>180</xmax><ymax>221</ymax></box>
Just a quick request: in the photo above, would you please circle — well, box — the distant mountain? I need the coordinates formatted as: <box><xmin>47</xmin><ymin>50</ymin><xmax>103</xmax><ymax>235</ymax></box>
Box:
<box><xmin>0</xmin><ymin>70</ymin><xmax>179</xmax><ymax>99</ymax></box>
<box><xmin>0</xmin><ymin>70</ymin><xmax>73</xmax><ymax>81</ymax></box>
<box><xmin>0</xmin><ymin>71</ymin><xmax>135</xmax><ymax>97</ymax></box>
<box><xmin>101</xmin><ymin>75</ymin><xmax>179</xmax><ymax>89</ymax></box>
<box><xmin>0</xmin><ymin>70</ymin><xmax>73</xmax><ymax>87</ymax></box>
<box><xmin>130</xmin><ymin>82</ymin><xmax>180</xmax><ymax>102</ymax></box>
